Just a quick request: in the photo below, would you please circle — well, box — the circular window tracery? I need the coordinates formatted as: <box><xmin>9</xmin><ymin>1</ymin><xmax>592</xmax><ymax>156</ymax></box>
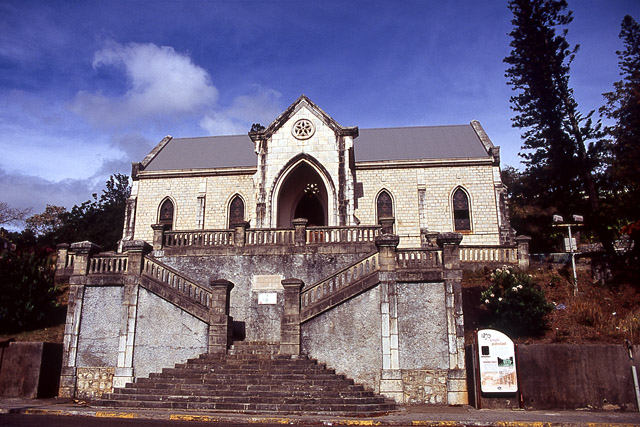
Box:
<box><xmin>292</xmin><ymin>119</ymin><xmax>315</xmax><ymax>140</ymax></box>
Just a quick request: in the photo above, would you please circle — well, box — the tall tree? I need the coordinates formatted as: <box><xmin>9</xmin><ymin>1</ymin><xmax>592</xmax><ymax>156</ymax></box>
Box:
<box><xmin>0</xmin><ymin>202</ymin><xmax>31</xmax><ymax>226</ymax></box>
<box><xmin>504</xmin><ymin>0</ymin><xmax>613</xmax><ymax>254</ymax></box>
<box><xmin>600</xmin><ymin>15</ymin><xmax>640</xmax><ymax>229</ymax></box>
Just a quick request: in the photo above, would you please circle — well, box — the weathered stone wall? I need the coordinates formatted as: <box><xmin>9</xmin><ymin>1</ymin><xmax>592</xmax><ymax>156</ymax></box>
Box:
<box><xmin>133</xmin><ymin>287</ymin><xmax>209</xmax><ymax>378</ymax></box>
<box><xmin>76</xmin><ymin>286</ymin><xmax>123</xmax><ymax>368</ymax></box>
<box><xmin>301</xmin><ymin>288</ymin><xmax>382</xmax><ymax>392</ymax></box>
<box><xmin>160</xmin><ymin>252</ymin><xmax>364</xmax><ymax>342</ymax></box>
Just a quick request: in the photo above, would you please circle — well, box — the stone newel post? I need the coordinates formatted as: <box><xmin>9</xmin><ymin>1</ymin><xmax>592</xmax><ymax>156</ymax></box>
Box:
<box><xmin>208</xmin><ymin>279</ymin><xmax>234</xmax><ymax>354</ymax></box>
<box><xmin>151</xmin><ymin>224</ymin><xmax>165</xmax><ymax>251</ymax></box>
<box><xmin>293</xmin><ymin>218</ymin><xmax>308</xmax><ymax>247</ymax></box>
<box><xmin>122</xmin><ymin>240</ymin><xmax>151</xmax><ymax>274</ymax></box>
<box><xmin>516</xmin><ymin>235</ymin><xmax>532</xmax><ymax>269</ymax></box>
<box><xmin>280</xmin><ymin>278</ymin><xmax>304</xmax><ymax>355</ymax></box>
<box><xmin>55</xmin><ymin>243</ymin><xmax>70</xmax><ymax>271</ymax></box>
<box><xmin>70</xmin><ymin>241</ymin><xmax>101</xmax><ymax>275</ymax></box>
<box><xmin>378</xmin><ymin>217</ymin><xmax>395</xmax><ymax>235</ymax></box>
<box><xmin>233</xmin><ymin>221</ymin><xmax>250</xmax><ymax>247</ymax></box>
<box><xmin>436</xmin><ymin>232</ymin><xmax>468</xmax><ymax>405</ymax></box>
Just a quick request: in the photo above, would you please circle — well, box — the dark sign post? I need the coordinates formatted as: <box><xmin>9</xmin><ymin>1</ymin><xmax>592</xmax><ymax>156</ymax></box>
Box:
<box><xmin>553</xmin><ymin>214</ymin><xmax>583</xmax><ymax>296</ymax></box>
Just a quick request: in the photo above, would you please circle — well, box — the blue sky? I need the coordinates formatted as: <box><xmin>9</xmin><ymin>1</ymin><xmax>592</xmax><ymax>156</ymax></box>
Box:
<box><xmin>1</xmin><ymin>0</ymin><xmax>638</xmax><ymax>222</ymax></box>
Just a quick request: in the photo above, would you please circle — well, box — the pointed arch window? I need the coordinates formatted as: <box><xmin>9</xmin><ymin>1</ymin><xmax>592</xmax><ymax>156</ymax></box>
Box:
<box><xmin>228</xmin><ymin>195</ymin><xmax>245</xmax><ymax>228</ymax></box>
<box><xmin>453</xmin><ymin>188</ymin><xmax>471</xmax><ymax>232</ymax></box>
<box><xmin>158</xmin><ymin>198</ymin><xmax>174</xmax><ymax>230</ymax></box>
<box><xmin>376</xmin><ymin>190</ymin><xmax>394</xmax><ymax>220</ymax></box>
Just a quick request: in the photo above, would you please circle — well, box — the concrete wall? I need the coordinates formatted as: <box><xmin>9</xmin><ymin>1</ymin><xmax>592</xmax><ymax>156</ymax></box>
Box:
<box><xmin>76</xmin><ymin>286</ymin><xmax>123</xmax><ymax>368</ymax></box>
<box><xmin>301</xmin><ymin>287</ymin><xmax>382</xmax><ymax>392</ymax></box>
<box><xmin>517</xmin><ymin>344</ymin><xmax>639</xmax><ymax>411</ymax></box>
<box><xmin>134</xmin><ymin>287</ymin><xmax>208</xmax><ymax>378</ymax></box>
<box><xmin>160</xmin><ymin>253</ymin><xmax>364</xmax><ymax>343</ymax></box>
<box><xmin>0</xmin><ymin>342</ymin><xmax>62</xmax><ymax>398</ymax></box>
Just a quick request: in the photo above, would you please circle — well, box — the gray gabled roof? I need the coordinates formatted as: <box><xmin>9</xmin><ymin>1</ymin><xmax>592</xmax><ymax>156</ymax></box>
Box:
<box><xmin>144</xmin><ymin>135</ymin><xmax>257</xmax><ymax>171</ymax></box>
<box><xmin>142</xmin><ymin>124</ymin><xmax>490</xmax><ymax>172</ymax></box>
<box><xmin>355</xmin><ymin>125</ymin><xmax>489</xmax><ymax>162</ymax></box>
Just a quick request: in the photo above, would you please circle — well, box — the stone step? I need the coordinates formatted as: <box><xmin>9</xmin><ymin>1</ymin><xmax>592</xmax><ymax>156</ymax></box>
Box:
<box><xmin>102</xmin><ymin>393</ymin><xmax>388</xmax><ymax>405</ymax></box>
<box><xmin>94</xmin><ymin>342</ymin><xmax>395</xmax><ymax>415</ymax></box>
<box><xmin>95</xmin><ymin>398</ymin><xmax>396</xmax><ymax>415</ymax></box>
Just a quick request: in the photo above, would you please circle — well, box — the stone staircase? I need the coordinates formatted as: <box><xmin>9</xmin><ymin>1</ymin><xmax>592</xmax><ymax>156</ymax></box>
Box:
<box><xmin>95</xmin><ymin>342</ymin><xmax>396</xmax><ymax>415</ymax></box>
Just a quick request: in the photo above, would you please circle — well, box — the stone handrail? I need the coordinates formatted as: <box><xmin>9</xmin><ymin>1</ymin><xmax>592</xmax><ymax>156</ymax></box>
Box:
<box><xmin>459</xmin><ymin>245</ymin><xmax>518</xmax><ymax>264</ymax></box>
<box><xmin>300</xmin><ymin>252</ymin><xmax>379</xmax><ymax>320</ymax></box>
<box><xmin>142</xmin><ymin>256</ymin><xmax>211</xmax><ymax>308</ymax></box>
<box><xmin>396</xmin><ymin>249</ymin><xmax>441</xmax><ymax>270</ymax></box>
<box><xmin>164</xmin><ymin>230</ymin><xmax>233</xmax><ymax>247</ymax></box>
<box><xmin>88</xmin><ymin>254</ymin><xmax>128</xmax><ymax>274</ymax></box>
<box><xmin>306</xmin><ymin>225</ymin><xmax>380</xmax><ymax>244</ymax></box>
<box><xmin>245</xmin><ymin>228</ymin><xmax>294</xmax><ymax>245</ymax></box>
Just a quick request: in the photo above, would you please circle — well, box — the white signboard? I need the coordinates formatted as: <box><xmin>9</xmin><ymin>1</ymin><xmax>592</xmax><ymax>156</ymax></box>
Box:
<box><xmin>257</xmin><ymin>292</ymin><xmax>278</xmax><ymax>305</ymax></box>
<box><xmin>477</xmin><ymin>329</ymin><xmax>518</xmax><ymax>393</ymax></box>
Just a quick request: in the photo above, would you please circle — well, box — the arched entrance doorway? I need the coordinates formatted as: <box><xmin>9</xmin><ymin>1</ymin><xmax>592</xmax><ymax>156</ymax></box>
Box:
<box><xmin>276</xmin><ymin>162</ymin><xmax>328</xmax><ymax>227</ymax></box>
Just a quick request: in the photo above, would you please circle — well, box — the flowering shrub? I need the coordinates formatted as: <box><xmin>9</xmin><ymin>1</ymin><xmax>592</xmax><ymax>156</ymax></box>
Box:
<box><xmin>481</xmin><ymin>266</ymin><xmax>554</xmax><ymax>337</ymax></box>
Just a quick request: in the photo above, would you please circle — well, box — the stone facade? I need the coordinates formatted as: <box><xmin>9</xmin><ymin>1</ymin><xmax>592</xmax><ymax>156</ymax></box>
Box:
<box><xmin>57</xmin><ymin>95</ymin><xmax>525</xmax><ymax>407</ymax></box>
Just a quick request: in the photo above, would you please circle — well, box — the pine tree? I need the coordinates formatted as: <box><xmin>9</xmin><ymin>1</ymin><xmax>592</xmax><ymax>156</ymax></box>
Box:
<box><xmin>504</xmin><ymin>0</ymin><xmax>613</xmax><ymax>254</ymax></box>
<box><xmin>600</xmin><ymin>15</ymin><xmax>640</xmax><ymax>228</ymax></box>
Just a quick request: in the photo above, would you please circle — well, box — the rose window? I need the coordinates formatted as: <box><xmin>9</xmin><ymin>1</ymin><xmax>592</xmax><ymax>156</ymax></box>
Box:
<box><xmin>292</xmin><ymin>119</ymin><xmax>315</xmax><ymax>140</ymax></box>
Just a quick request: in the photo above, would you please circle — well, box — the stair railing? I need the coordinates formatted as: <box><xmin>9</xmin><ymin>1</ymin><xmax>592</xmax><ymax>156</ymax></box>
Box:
<box><xmin>141</xmin><ymin>256</ymin><xmax>212</xmax><ymax>309</ymax></box>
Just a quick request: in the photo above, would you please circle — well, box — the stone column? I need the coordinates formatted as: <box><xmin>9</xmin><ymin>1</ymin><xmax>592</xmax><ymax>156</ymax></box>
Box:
<box><xmin>151</xmin><ymin>224</ymin><xmax>165</xmax><ymax>251</ymax></box>
<box><xmin>293</xmin><ymin>218</ymin><xmax>308</xmax><ymax>247</ymax></box>
<box><xmin>123</xmin><ymin>240</ymin><xmax>151</xmax><ymax>275</ymax></box>
<box><xmin>375</xmin><ymin>234</ymin><xmax>403</xmax><ymax>403</ymax></box>
<box><xmin>516</xmin><ymin>235</ymin><xmax>532</xmax><ymax>269</ymax></box>
<box><xmin>70</xmin><ymin>241</ymin><xmax>100</xmax><ymax>275</ymax></box>
<box><xmin>437</xmin><ymin>232</ymin><xmax>468</xmax><ymax>405</ymax></box>
<box><xmin>58</xmin><ymin>283</ymin><xmax>85</xmax><ymax>398</ymax></box>
<box><xmin>233</xmin><ymin>221</ymin><xmax>250</xmax><ymax>247</ymax></box>
<box><xmin>55</xmin><ymin>243</ymin><xmax>70</xmax><ymax>271</ymax></box>
<box><xmin>280</xmin><ymin>278</ymin><xmax>304</xmax><ymax>356</ymax></box>
<box><xmin>379</xmin><ymin>217</ymin><xmax>395</xmax><ymax>235</ymax></box>
<box><xmin>208</xmin><ymin>279</ymin><xmax>234</xmax><ymax>354</ymax></box>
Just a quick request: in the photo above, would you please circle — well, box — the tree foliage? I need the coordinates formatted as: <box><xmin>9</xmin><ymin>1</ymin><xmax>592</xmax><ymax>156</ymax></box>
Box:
<box><xmin>0</xmin><ymin>248</ymin><xmax>57</xmax><ymax>333</ymax></box>
<box><xmin>481</xmin><ymin>266</ymin><xmax>554</xmax><ymax>337</ymax></box>
<box><xmin>23</xmin><ymin>174</ymin><xmax>131</xmax><ymax>251</ymax></box>
<box><xmin>600</xmin><ymin>15</ymin><xmax>640</xmax><ymax>231</ymax></box>
<box><xmin>0</xmin><ymin>202</ymin><xmax>31</xmax><ymax>226</ymax></box>
<box><xmin>504</xmin><ymin>0</ymin><xmax>613</xmax><ymax>254</ymax></box>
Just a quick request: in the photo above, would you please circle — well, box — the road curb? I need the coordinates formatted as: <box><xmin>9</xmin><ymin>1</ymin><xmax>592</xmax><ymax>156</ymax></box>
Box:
<box><xmin>2</xmin><ymin>406</ymin><xmax>638</xmax><ymax>427</ymax></box>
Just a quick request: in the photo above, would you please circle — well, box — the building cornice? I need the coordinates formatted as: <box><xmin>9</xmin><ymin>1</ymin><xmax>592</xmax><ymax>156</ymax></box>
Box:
<box><xmin>354</xmin><ymin>157</ymin><xmax>493</xmax><ymax>170</ymax></box>
<box><xmin>136</xmin><ymin>166</ymin><xmax>258</xmax><ymax>180</ymax></box>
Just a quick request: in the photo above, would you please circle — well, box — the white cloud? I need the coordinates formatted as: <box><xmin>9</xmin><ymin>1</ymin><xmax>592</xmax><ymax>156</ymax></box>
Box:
<box><xmin>72</xmin><ymin>41</ymin><xmax>218</xmax><ymax>127</ymax></box>
<box><xmin>199</xmin><ymin>87</ymin><xmax>281</xmax><ymax>135</ymax></box>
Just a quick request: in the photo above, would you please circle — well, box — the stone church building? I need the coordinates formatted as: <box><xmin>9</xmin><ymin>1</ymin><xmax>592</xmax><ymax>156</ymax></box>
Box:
<box><xmin>56</xmin><ymin>95</ymin><xmax>525</xmax><ymax>410</ymax></box>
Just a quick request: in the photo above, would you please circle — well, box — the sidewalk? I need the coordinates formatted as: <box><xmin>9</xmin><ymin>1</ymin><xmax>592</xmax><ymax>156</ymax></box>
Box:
<box><xmin>1</xmin><ymin>398</ymin><xmax>639</xmax><ymax>426</ymax></box>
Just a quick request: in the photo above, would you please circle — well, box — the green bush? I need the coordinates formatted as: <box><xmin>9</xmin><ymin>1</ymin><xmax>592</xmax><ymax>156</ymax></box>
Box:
<box><xmin>0</xmin><ymin>249</ymin><xmax>58</xmax><ymax>333</ymax></box>
<box><xmin>481</xmin><ymin>266</ymin><xmax>554</xmax><ymax>337</ymax></box>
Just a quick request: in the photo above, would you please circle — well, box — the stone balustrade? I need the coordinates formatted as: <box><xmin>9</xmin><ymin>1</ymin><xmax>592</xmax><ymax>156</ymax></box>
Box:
<box><xmin>245</xmin><ymin>228</ymin><xmax>294</xmax><ymax>245</ymax></box>
<box><xmin>396</xmin><ymin>249</ymin><xmax>441</xmax><ymax>270</ymax></box>
<box><xmin>88</xmin><ymin>255</ymin><xmax>128</xmax><ymax>274</ymax></box>
<box><xmin>142</xmin><ymin>256</ymin><xmax>211</xmax><ymax>308</ymax></box>
<box><xmin>306</xmin><ymin>225</ymin><xmax>380</xmax><ymax>244</ymax></box>
<box><xmin>300</xmin><ymin>252</ymin><xmax>380</xmax><ymax>321</ymax></box>
<box><xmin>164</xmin><ymin>230</ymin><xmax>233</xmax><ymax>247</ymax></box>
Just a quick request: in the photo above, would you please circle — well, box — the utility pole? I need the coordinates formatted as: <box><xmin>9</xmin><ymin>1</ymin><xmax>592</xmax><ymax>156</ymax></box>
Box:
<box><xmin>553</xmin><ymin>214</ymin><xmax>584</xmax><ymax>296</ymax></box>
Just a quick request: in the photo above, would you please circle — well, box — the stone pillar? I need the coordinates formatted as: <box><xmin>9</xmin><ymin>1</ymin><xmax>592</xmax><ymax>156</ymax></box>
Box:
<box><xmin>379</xmin><ymin>217</ymin><xmax>395</xmax><ymax>235</ymax></box>
<box><xmin>208</xmin><ymin>279</ymin><xmax>234</xmax><ymax>354</ymax></box>
<box><xmin>280</xmin><ymin>278</ymin><xmax>304</xmax><ymax>356</ymax></box>
<box><xmin>70</xmin><ymin>241</ymin><xmax>100</xmax><ymax>276</ymax></box>
<box><xmin>151</xmin><ymin>224</ymin><xmax>165</xmax><ymax>251</ymax></box>
<box><xmin>293</xmin><ymin>218</ymin><xmax>308</xmax><ymax>247</ymax></box>
<box><xmin>58</xmin><ymin>284</ymin><xmax>85</xmax><ymax>398</ymax></box>
<box><xmin>55</xmin><ymin>243</ymin><xmax>70</xmax><ymax>271</ymax></box>
<box><xmin>437</xmin><ymin>232</ymin><xmax>468</xmax><ymax>405</ymax></box>
<box><xmin>233</xmin><ymin>221</ymin><xmax>250</xmax><ymax>247</ymax></box>
<box><xmin>123</xmin><ymin>240</ymin><xmax>151</xmax><ymax>275</ymax></box>
<box><xmin>375</xmin><ymin>234</ymin><xmax>403</xmax><ymax>402</ymax></box>
<box><xmin>516</xmin><ymin>235</ymin><xmax>532</xmax><ymax>269</ymax></box>
<box><xmin>113</xmin><ymin>281</ymin><xmax>139</xmax><ymax>389</ymax></box>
